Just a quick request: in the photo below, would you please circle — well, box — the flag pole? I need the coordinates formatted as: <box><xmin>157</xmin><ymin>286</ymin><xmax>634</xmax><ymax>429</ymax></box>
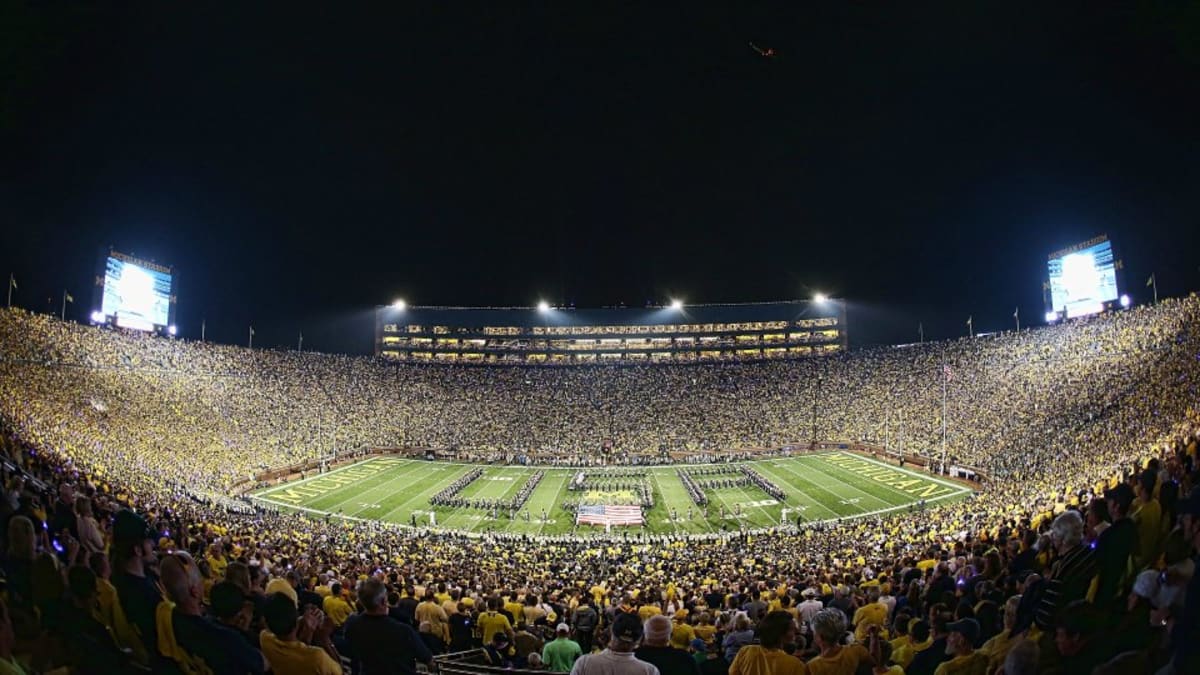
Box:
<box><xmin>61</xmin><ymin>290</ymin><xmax>66</xmax><ymax>320</ymax></box>
<box><xmin>7</xmin><ymin>273</ymin><xmax>14</xmax><ymax>308</ymax></box>
<box><xmin>941</xmin><ymin>356</ymin><xmax>948</xmax><ymax>475</ymax></box>
<box><xmin>1152</xmin><ymin>273</ymin><xmax>1158</xmax><ymax>304</ymax></box>
<box><xmin>1014</xmin><ymin>306</ymin><xmax>1020</xmax><ymax>332</ymax></box>
<box><xmin>298</xmin><ymin>330</ymin><xmax>303</xmax><ymax>352</ymax></box>
<box><xmin>201</xmin><ymin>319</ymin><xmax>206</xmax><ymax>343</ymax></box>
<box><xmin>918</xmin><ymin>322</ymin><xmax>924</xmax><ymax>344</ymax></box>
<box><xmin>249</xmin><ymin>325</ymin><xmax>254</xmax><ymax>349</ymax></box>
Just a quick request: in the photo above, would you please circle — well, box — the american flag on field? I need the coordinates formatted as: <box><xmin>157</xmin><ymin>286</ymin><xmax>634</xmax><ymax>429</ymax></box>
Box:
<box><xmin>577</xmin><ymin>504</ymin><xmax>644</xmax><ymax>526</ymax></box>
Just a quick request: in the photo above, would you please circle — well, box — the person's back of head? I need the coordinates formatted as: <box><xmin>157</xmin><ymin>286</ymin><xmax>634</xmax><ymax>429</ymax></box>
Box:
<box><xmin>909</xmin><ymin>620</ymin><xmax>930</xmax><ymax>644</ymax></box>
<box><xmin>210</xmin><ymin>581</ymin><xmax>247</xmax><ymax>623</ymax></box>
<box><xmin>643</xmin><ymin>615</ymin><xmax>671</xmax><ymax>647</ymax></box>
<box><xmin>360</xmin><ymin>578</ymin><xmax>388</xmax><ymax>614</ymax></box>
<box><xmin>263</xmin><ymin>592</ymin><xmax>299</xmax><ymax>639</ymax></box>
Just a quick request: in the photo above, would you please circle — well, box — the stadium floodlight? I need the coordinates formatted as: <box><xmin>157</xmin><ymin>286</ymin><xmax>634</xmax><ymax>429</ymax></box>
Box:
<box><xmin>391</xmin><ymin>299</ymin><xmax>406</xmax><ymax>310</ymax></box>
<box><xmin>670</xmin><ymin>299</ymin><xmax>683</xmax><ymax>310</ymax></box>
<box><xmin>1045</xmin><ymin>311</ymin><xmax>1058</xmax><ymax>323</ymax></box>
<box><xmin>1119</xmin><ymin>294</ymin><xmax>1130</xmax><ymax>308</ymax></box>
<box><xmin>537</xmin><ymin>300</ymin><xmax>550</xmax><ymax>312</ymax></box>
<box><xmin>813</xmin><ymin>293</ymin><xmax>828</xmax><ymax>303</ymax></box>
<box><xmin>90</xmin><ymin>310</ymin><xmax>105</xmax><ymax>324</ymax></box>
<box><xmin>167</xmin><ymin>325</ymin><xmax>177</xmax><ymax>336</ymax></box>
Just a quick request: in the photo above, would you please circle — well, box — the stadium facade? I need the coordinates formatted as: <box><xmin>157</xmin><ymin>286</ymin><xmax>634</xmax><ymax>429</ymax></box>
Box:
<box><xmin>375</xmin><ymin>300</ymin><xmax>847</xmax><ymax>364</ymax></box>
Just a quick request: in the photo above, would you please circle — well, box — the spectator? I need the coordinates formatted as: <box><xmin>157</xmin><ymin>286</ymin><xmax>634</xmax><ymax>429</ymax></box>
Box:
<box><xmin>571</xmin><ymin>612</ymin><xmax>659</xmax><ymax>675</ymax></box>
<box><xmin>345</xmin><ymin>578</ymin><xmax>433</xmax><ymax>675</ymax></box>
<box><xmin>727</xmin><ymin>611</ymin><xmax>806</xmax><ymax>675</ymax></box>
<box><xmin>159</xmin><ymin>550</ymin><xmax>267</xmax><ymax>674</ymax></box>
<box><xmin>931</xmin><ymin>618</ymin><xmax>985</xmax><ymax>675</ymax></box>
<box><xmin>260</xmin><ymin>592</ymin><xmax>341</xmax><ymax>675</ymax></box>
<box><xmin>637</xmin><ymin>615</ymin><xmax>700</xmax><ymax>675</ymax></box>
<box><xmin>543</xmin><ymin>623</ymin><xmax>584</xmax><ymax>672</ymax></box>
<box><xmin>805</xmin><ymin>608</ymin><xmax>868</xmax><ymax>675</ymax></box>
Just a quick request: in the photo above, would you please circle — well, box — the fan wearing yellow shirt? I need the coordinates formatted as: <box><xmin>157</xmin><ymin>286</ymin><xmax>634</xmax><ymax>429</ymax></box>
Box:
<box><xmin>478</xmin><ymin>597</ymin><xmax>515</xmax><ymax>645</ymax></box>
<box><xmin>852</xmin><ymin>588</ymin><xmax>888</xmax><ymax>642</ymax></box>
<box><xmin>670</xmin><ymin>610</ymin><xmax>696</xmax><ymax>649</ymax></box>
<box><xmin>728</xmin><ymin>611</ymin><xmax>807</xmax><ymax>675</ymax></box>
<box><xmin>260</xmin><ymin>593</ymin><xmax>341</xmax><ymax>675</ymax></box>
<box><xmin>892</xmin><ymin>619</ymin><xmax>931</xmax><ymax>668</ymax></box>
<box><xmin>205</xmin><ymin>542</ymin><xmax>229</xmax><ymax>580</ymax></box>
<box><xmin>806</xmin><ymin>609</ymin><xmax>870</xmax><ymax>675</ymax></box>
<box><xmin>933</xmin><ymin>619</ymin><xmax>987</xmax><ymax>675</ymax></box>
<box><xmin>322</xmin><ymin>583</ymin><xmax>353</xmax><ymax>628</ymax></box>
<box><xmin>637</xmin><ymin>598</ymin><xmax>662</xmax><ymax>622</ymax></box>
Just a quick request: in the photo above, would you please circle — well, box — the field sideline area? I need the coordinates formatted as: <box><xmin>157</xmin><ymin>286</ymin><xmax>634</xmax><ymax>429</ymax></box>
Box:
<box><xmin>251</xmin><ymin>452</ymin><xmax>972</xmax><ymax>537</ymax></box>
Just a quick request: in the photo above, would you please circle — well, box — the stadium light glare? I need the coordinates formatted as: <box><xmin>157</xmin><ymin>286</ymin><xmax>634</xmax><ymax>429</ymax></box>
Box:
<box><xmin>1119</xmin><ymin>294</ymin><xmax>1130</xmax><ymax>308</ymax></box>
<box><xmin>167</xmin><ymin>325</ymin><xmax>177</xmax><ymax>336</ymax></box>
<box><xmin>670</xmin><ymin>299</ymin><xmax>683</xmax><ymax>310</ymax></box>
<box><xmin>90</xmin><ymin>311</ymin><xmax>105</xmax><ymax>324</ymax></box>
<box><xmin>1045</xmin><ymin>311</ymin><xmax>1058</xmax><ymax>323</ymax></box>
<box><xmin>537</xmin><ymin>300</ymin><xmax>550</xmax><ymax>312</ymax></box>
<box><xmin>813</xmin><ymin>293</ymin><xmax>828</xmax><ymax>303</ymax></box>
<box><xmin>391</xmin><ymin>299</ymin><xmax>406</xmax><ymax>310</ymax></box>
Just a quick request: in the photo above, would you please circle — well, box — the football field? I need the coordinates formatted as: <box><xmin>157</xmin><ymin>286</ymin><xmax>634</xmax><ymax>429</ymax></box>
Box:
<box><xmin>251</xmin><ymin>452</ymin><xmax>971</xmax><ymax>536</ymax></box>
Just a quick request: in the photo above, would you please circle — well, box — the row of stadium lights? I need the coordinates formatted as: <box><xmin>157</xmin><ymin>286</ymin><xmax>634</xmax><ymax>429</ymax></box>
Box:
<box><xmin>390</xmin><ymin>293</ymin><xmax>831</xmax><ymax>312</ymax></box>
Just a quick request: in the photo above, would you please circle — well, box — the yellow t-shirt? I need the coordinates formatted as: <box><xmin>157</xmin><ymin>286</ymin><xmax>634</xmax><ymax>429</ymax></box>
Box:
<box><xmin>322</xmin><ymin>595</ymin><xmax>353</xmax><ymax>627</ymax></box>
<box><xmin>934</xmin><ymin>652</ymin><xmax>988</xmax><ymax>675</ymax></box>
<box><xmin>670</xmin><ymin>622</ymin><xmax>696</xmax><ymax>649</ymax></box>
<box><xmin>806</xmin><ymin>643</ymin><xmax>869</xmax><ymax>675</ymax></box>
<box><xmin>852</xmin><ymin>603</ymin><xmax>888</xmax><ymax>640</ymax></box>
<box><xmin>893</xmin><ymin>636</ymin><xmax>932</xmax><ymax>668</ymax></box>
<box><xmin>638</xmin><ymin>604</ymin><xmax>662</xmax><ymax>621</ymax></box>
<box><xmin>694</xmin><ymin>624</ymin><xmax>717</xmax><ymax>646</ymax></box>
<box><xmin>479</xmin><ymin>611</ymin><xmax>513</xmax><ymax>644</ymax></box>
<box><xmin>505</xmin><ymin>601</ymin><xmax>525</xmax><ymax>622</ymax></box>
<box><xmin>259</xmin><ymin>631</ymin><xmax>341</xmax><ymax>675</ymax></box>
<box><xmin>730</xmin><ymin>645</ymin><xmax>808</xmax><ymax>675</ymax></box>
<box><xmin>206</xmin><ymin>555</ymin><xmax>228</xmax><ymax>579</ymax></box>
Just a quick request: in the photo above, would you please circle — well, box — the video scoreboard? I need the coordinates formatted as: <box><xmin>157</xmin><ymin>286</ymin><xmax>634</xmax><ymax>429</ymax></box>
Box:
<box><xmin>92</xmin><ymin>249</ymin><xmax>177</xmax><ymax>333</ymax></box>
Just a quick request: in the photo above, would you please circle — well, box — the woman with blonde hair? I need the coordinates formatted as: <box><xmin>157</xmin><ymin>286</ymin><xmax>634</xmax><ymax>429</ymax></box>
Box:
<box><xmin>75</xmin><ymin>497</ymin><xmax>105</xmax><ymax>554</ymax></box>
<box><xmin>978</xmin><ymin>595</ymin><xmax>1023</xmax><ymax>672</ymax></box>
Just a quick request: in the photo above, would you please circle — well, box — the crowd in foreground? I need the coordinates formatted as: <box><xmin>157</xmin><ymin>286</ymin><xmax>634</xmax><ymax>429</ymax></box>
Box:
<box><xmin>0</xmin><ymin>421</ymin><xmax>1196</xmax><ymax>674</ymax></box>
<box><xmin>0</xmin><ymin>298</ymin><xmax>1196</xmax><ymax>673</ymax></box>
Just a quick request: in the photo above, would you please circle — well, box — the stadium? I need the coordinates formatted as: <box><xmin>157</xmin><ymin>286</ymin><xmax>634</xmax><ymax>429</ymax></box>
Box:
<box><xmin>0</xmin><ymin>291</ymin><xmax>1198</xmax><ymax>673</ymax></box>
<box><xmin>4</xmin><ymin>5</ymin><xmax>1200</xmax><ymax>674</ymax></box>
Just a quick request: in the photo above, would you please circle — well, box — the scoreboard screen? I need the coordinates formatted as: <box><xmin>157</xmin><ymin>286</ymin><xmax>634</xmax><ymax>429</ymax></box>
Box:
<box><xmin>100</xmin><ymin>253</ymin><xmax>174</xmax><ymax>331</ymax></box>
<box><xmin>1047</xmin><ymin>237</ymin><xmax>1119</xmax><ymax>319</ymax></box>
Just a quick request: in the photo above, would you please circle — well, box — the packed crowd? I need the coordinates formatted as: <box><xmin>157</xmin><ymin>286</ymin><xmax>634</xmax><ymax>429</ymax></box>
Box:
<box><xmin>0</xmin><ymin>297</ymin><xmax>1193</xmax><ymax>498</ymax></box>
<box><xmin>0</xmin><ymin>297</ymin><xmax>1197</xmax><ymax>672</ymax></box>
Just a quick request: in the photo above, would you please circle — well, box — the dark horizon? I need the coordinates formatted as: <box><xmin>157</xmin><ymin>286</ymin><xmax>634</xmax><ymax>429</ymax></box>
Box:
<box><xmin>2</xmin><ymin>4</ymin><xmax>1198</xmax><ymax>354</ymax></box>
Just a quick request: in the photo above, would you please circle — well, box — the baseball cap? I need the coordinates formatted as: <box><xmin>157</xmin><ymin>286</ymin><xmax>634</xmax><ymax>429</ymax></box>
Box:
<box><xmin>556</xmin><ymin>623</ymin><xmax>570</xmax><ymax>634</ymax></box>
<box><xmin>946</xmin><ymin>618</ymin><xmax>980</xmax><ymax>644</ymax></box>
<box><xmin>690</xmin><ymin>638</ymin><xmax>707</xmax><ymax>652</ymax></box>
<box><xmin>612</xmin><ymin>612</ymin><xmax>644</xmax><ymax>642</ymax></box>
<box><xmin>112</xmin><ymin>509</ymin><xmax>158</xmax><ymax>543</ymax></box>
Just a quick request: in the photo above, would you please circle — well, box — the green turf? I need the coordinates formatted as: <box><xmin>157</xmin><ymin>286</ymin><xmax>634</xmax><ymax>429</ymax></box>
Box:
<box><xmin>251</xmin><ymin>452</ymin><xmax>971</xmax><ymax>536</ymax></box>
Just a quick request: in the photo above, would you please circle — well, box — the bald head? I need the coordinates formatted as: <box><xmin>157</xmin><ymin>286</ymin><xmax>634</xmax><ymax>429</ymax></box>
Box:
<box><xmin>160</xmin><ymin>552</ymin><xmax>202</xmax><ymax>607</ymax></box>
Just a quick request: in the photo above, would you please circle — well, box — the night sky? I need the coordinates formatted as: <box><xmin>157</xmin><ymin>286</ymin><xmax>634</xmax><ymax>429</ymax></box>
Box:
<box><xmin>2</xmin><ymin>3</ymin><xmax>1198</xmax><ymax>354</ymax></box>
